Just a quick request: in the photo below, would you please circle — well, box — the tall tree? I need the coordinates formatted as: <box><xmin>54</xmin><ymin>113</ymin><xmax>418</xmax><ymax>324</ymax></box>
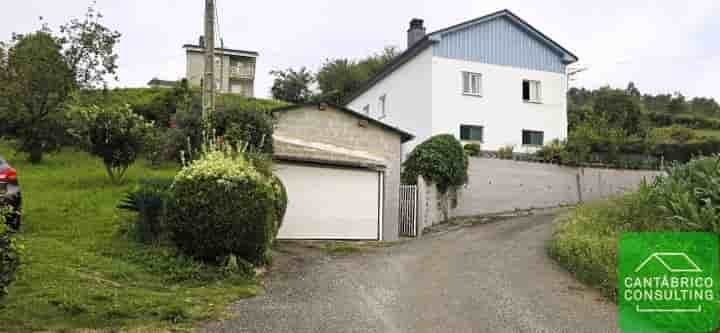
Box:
<box><xmin>625</xmin><ymin>82</ymin><xmax>641</xmax><ymax>99</ymax></box>
<box><xmin>690</xmin><ymin>97</ymin><xmax>720</xmax><ymax>117</ymax></box>
<box><xmin>0</xmin><ymin>4</ymin><xmax>121</xmax><ymax>162</ymax></box>
<box><xmin>0</xmin><ymin>32</ymin><xmax>75</xmax><ymax>162</ymax></box>
<box><xmin>316</xmin><ymin>47</ymin><xmax>398</xmax><ymax>104</ymax></box>
<box><xmin>667</xmin><ymin>93</ymin><xmax>688</xmax><ymax>115</ymax></box>
<box><xmin>58</xmin><ymin>3</ymin><xmax>121</xmax><ymax>88</ymax></box>
<box><xmin>593</xmin><ymin>87</ymin><xmax>645</xmax><ymax>136</ymax></box>
<box><xmin>269</xmin><ymin>67</ymin><xmax>314</xmax><ymax>103</ymax></box>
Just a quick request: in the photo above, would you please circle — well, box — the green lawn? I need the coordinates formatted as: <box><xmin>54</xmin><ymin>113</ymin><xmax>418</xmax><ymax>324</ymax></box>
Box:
<box><xmin>693</xmin><ymin>128</ymin><xmax>720</xmax><ymax>139</ymax></box>
<box><xmin>0</xmin><ymin>144</ymin><xmax>260</xmax><ymax>332</ymax></box>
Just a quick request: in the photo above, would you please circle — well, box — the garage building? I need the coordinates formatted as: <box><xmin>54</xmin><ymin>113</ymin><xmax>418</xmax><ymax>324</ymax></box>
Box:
<box><xmin>272</xmin><ymin>104</ymin><xmax>413</xmax><ymax>241</ymax></box>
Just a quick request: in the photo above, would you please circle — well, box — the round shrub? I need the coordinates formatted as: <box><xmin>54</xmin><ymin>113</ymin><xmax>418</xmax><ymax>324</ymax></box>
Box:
<box><xmin>401</xmin><ymin>134</ymin><xmax>468</xmax><ymax>193</ymax></box>
<box><xmin>166</xmin><ymin>150</ymin><xmax>277</xmax><ymax>264</ymax></box>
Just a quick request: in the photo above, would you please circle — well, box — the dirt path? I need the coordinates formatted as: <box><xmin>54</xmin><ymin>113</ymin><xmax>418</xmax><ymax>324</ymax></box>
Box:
<box><xmin>200</xmin><ymin>210</ymin><xmax>619</xmax><ymax>333</ymax></box>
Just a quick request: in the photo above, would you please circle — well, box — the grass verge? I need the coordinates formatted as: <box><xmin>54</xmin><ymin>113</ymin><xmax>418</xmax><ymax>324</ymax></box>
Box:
<box><xmin>0</xmin><ymin>145</ymin><xmax>260</xmax><ymax>332</ymax></box>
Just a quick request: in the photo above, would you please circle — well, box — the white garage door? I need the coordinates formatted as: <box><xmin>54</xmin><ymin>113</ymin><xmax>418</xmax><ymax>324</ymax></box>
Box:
<box><xmin>275</xmin><ymin>163</ymin><xmax>381</xmax><ymax>240</ymax></box>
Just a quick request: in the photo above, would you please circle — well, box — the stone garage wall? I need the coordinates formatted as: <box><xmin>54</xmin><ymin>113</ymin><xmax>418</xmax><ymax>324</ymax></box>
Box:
<box><xmin>416</xmin><ymin>157</ymin><xmax>664</xmax><ymax>232</ymax></box>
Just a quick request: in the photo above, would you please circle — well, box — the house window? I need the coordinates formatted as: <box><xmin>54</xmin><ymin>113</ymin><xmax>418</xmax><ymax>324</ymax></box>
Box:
<box><xmin>462</xmin><ymin>72</ymin><xmax>482</xmax><ymax>96</ymax></box>
<box><xmin>378</xmin><ymin>94</ymin><xmax>387</xmax><ymax>119</ymax></box>
<box><xmin>460</xmin><ymin>125</ymin><xmax>484</xmax><ymax>142</ymax></box>
<box><xmin>522</xmin><ymin>130</ymin><xmax>544</xmax><ymax>146</ymax></box>
<box><xmin>362</xmin><ymin>104</ymin><xmax>370</xmax><ymax>115</ymax></box>
<box><xmin>522</xmin><ymin>80</ymin><xmax>542</xmax><ymax>103</ymax></box>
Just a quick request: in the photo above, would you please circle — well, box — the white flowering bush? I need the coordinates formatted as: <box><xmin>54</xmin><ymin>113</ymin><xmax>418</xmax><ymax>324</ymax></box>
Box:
<box><xmin>167</xmin><ymin>148</ymin><xmax>278</xmax><ymax>264</ymax></box>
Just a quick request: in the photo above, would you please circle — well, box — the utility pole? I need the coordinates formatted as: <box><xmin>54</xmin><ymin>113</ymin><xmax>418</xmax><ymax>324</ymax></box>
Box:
<box><xmin>202</xmin><ymin>0</ymin><xmax>216</xmax><ymax>115</ymax></box>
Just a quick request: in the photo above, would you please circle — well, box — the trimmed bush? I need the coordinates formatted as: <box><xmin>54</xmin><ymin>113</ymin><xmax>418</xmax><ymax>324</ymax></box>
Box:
<box><xmin>401</xmin><ymin>134</ymin><xmax>468</xmax><ymax>193</ymax></box>
<box><xmin>118</xmin><ymin>178</ymin><xmax>173</xmax><ymax>243</ymax></box>
<box><xmin>463</xmin><ymin>143</ymin><xmax>481</xmax><ymax>157</ymax></box>
<box><xmin>0</xmin><ymin>206</ymin><xmax>20</xmax><ymax>299</ymax></box>
<box><xmin>166</xmin><ymin>150</ymin><xmax>277</xmax><ymax>264</ymax></box>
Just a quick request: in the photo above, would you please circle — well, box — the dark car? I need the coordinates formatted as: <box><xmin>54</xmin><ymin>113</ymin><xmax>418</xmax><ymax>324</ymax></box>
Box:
<box><xmin>0</xmin><ymin>156</ymin><xmax>21</xmax><ymax>229</ymax></box>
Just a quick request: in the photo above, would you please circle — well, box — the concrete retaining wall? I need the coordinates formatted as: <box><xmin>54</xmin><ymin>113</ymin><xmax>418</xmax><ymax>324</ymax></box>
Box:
<box><xmin>416</xmin><ymin>157</ymin><xmax>664</xmax><ymax>233</ymax></box>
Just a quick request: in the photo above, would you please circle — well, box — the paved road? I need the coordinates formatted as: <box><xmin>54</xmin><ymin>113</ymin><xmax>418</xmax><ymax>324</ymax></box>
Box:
<box><xmin>200</xmin><ymin>211</ymin><xmax>619</xmax><ymax>333</ymax></box>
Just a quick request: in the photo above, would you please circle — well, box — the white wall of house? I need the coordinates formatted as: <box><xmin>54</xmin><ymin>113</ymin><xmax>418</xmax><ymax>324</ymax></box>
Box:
<box><xmin>431</xmin><ymin>57</ymin><xmax>568</xmax><ymax>152</ymax></box>
<box><xmin>347</xmin><ymin>48</ymin><xmax>434</xmax><ymax>156</ymax></box>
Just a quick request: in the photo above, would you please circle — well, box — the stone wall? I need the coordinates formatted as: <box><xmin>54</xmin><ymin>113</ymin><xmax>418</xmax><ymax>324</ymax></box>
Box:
<box><xmin>416</xmin><ymin>157</ymin><xmax>664</xmax><ymax>232</ymax></box>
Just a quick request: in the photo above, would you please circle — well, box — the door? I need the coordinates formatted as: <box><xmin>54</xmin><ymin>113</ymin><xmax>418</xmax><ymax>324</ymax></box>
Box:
<box><xmin>275</xmin><ymin>163</ymin><xmax>381</xmax><ymax>240</ymax></box>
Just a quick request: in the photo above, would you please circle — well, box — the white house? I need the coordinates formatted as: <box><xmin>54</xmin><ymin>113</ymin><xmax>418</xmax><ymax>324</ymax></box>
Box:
<box><xmin>346</xmin><ymin>9</ymin><xmax>579</xmax><ymax>155</ymax></box>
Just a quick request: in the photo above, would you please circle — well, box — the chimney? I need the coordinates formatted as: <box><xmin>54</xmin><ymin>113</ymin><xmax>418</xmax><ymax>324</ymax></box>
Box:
<box><xmin>199</xmin><ymin>36</ymin><xmax>206</xmax><ymax>48</ymax></box>
<box><xmin>407</xmin><ymin>18</ymin><xmax>426</xmax><ymax>48</ymax></box>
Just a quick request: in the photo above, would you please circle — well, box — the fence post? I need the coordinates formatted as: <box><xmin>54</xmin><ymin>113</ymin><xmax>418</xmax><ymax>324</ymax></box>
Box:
<box><xmin>416</xmin><ymin>176</ymin><xmax>427</xmax><ymax>237</ymax></box>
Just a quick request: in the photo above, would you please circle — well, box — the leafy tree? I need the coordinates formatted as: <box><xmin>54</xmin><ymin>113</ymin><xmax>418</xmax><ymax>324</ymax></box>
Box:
<box><xmin>316</xmin><ymin>47</ymin><xmax>398</xmax><ymax>104</ymax></box>
<box><xmin>625</xmin><ymin>82</ymin><xmax>641</xmax><ymax>99</ymax></box>
<box><xmin>316</xmin><ymin>59</ymin><xmax>364</xmax><ymax>104</ymax></box>
<box><xmin>643</xmin><ymin>93</ymin><xmax>673</xmax><ymax>114</ymax></box>
<box><xmin>69</xmin><ymin>104</ymin><xmax>152</xmax><ymax>183</ymax></box>
<box><xmin>0</xmin><ymin>4</ymin><xmax>120</xmax><ymax>163</ymax></box>
<box><xmin>689</xmin><ymin>97</ymin><xmax>720</xmax><ymax>117</ymax></box>
<box><xmin>58</xmin><ymin>3</ymin><xmax>121</xmax><ymax>88</ymax></box>
<box><xmin>0</xmin><ymin>32</ymin><xmax>75</xmax><ymax>162</ymax></box>
<box><xmin>667</xmin><ymin>93</ymin><xmax>688</xmax><ymax>115</ymax></box>
<box><xmin>593</xmin><ymin>87</ymin><xmax>645</xmax><ymax>135</ymax></box>
<box><xmin>269</xmin><ymin>67</ymin><xmax>314</xmax><ymax>103</ymax></box>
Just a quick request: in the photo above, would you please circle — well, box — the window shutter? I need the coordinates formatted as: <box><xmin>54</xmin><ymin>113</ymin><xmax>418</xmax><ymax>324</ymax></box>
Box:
<box><xmin>462</xmin><ymin>73</ymin><xmax>470</xmax><ymax>93</ymax></box>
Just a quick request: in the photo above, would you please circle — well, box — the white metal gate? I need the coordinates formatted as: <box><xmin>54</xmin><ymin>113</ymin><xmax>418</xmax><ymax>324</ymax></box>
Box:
<box><xmin>399</xmin><ymin>185</ymin><xmax>418</xmax><ymax>237</ymax></box>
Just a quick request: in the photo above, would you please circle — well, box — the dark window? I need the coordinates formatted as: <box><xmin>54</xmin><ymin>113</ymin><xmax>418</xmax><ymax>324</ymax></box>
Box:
<box><xmin>460</xmin><ymin>125</ymin><xmax>484</xmax><ymax>141</ymax></box>
<box><xmin>522</xmin><ymin>80</ymin><xmax>542</xmax><ymax>102</ymax></box>
<box><xmin>522</xmin><ymin>130</ymin><xmax>544</xmax><ymax>146</ymax></box>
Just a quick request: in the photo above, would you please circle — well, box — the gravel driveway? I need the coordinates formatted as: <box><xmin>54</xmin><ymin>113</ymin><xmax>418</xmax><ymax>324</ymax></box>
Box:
<box><xmin>200</xmin><ymin>210</ymin><xmax>619</xmax><ymax>333</ymax></box>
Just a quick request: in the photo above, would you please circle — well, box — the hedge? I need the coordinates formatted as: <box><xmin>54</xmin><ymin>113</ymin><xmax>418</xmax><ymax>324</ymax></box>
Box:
<box><xmin>0</xmin><ymin>209</ymin><xmax>20</xmax><ymax>299</ymax></box>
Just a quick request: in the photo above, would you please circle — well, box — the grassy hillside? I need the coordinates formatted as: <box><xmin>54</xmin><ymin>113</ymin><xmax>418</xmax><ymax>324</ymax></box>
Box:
<box><xmin>0</xmin><ymin>144</ymin><xmax>260</xmax><ymax>332</ymax></box>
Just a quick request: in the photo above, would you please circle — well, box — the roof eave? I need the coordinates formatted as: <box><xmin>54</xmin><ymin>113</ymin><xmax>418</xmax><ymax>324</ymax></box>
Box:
<box><xmin>183</xmin><ymin>45</ymin><xmax>259</xmax><ymax>57</ymax></box>
<box><xmin>272</xmin><ymin>103</ymin><xmax>415</xmax><ymax>143</ymax></box>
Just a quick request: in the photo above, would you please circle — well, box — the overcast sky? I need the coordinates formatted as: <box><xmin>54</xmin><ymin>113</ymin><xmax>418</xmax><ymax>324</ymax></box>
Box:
<box><xmin>2</xmin><ymin>1</ymin><xmax>719</xmax><ymax>100</ymax></box>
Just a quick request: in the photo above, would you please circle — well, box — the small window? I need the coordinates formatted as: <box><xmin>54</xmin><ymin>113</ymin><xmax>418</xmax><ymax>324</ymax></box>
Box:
<box><xmin>378</xmin><ymin>94</ymin><xmax>387</xmax><ymax>119</ymax></box>
<box><xmin>362</xmin><ymin>104</ymin><xmax>370</xmax><ymax>115</ymax></box>
<box><xmin>522</xmin><ymin>80</ymin><xmax>542</xmax><ymax>103</ymax></box>
<box><xmin>460</xmin><ymin>125</ymin><xmax>484</xmax><ymax>142</ymax></box>
<box><xmin>522</xmin><ymin>130</ymin><xmax>544</xmax><ymax>146</ymax></box>
<box><xmin>462</xmin><ymin>72</ymin><xmax>482</xmax><ymax>96</ymax></box>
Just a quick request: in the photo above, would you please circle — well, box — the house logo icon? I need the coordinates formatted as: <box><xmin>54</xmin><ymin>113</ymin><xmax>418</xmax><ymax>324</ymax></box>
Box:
<box><xmin>632</xmin><ymin>252</ymin><xmax>704</xmax><ymax>314</ymax></box>
<box><xmin>635</xmin><ymin>252</ymin><xmax>703</xmax><ymax>274</ymax></box>
<box><xmin>619</xmin><ymin>233</ymin><xmax>719</xmax><ymax>332</ymax></box>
